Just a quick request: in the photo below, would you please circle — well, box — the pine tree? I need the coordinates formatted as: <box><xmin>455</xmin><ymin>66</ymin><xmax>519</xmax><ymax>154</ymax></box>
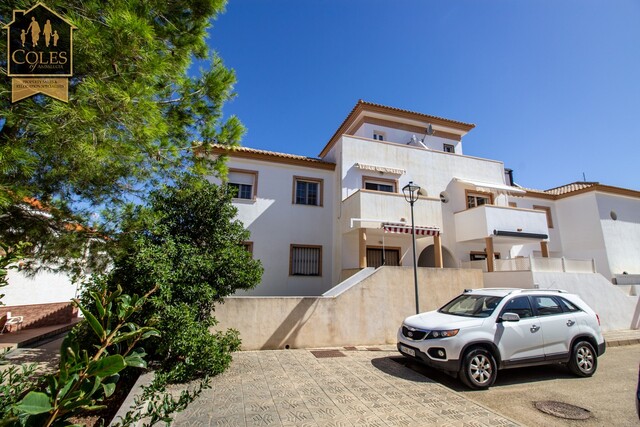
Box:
<box><xmin>0</xmin><ymin>0</ymin><xmax>242</xmax><ymax>272</ymax></box>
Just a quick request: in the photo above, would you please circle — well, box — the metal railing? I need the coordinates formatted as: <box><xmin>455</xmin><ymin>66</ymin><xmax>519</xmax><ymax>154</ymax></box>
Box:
<box><xmin>461</xmin><ymin>256</ymin><xmax>596</xmax><ymax>273</ymax></box>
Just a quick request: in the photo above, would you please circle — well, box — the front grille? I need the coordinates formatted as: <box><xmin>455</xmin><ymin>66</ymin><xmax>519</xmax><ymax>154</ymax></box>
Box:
<box><xmin>402</xmin><ymin>326</ymin><xmax>428</xmax><ymax>340</ymax></box>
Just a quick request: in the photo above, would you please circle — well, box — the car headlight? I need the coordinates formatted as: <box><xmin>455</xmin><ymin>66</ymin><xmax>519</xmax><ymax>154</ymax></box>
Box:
<box><xmin>430</xmin><ymin>329</ymin><xmax>459</xmax><ymax>338</ymax></box>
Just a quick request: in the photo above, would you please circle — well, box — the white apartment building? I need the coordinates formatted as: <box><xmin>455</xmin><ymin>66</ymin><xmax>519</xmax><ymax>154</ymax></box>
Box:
<box><xmin>211</xmin><ymin>100</ymin><xmax>640</xmax><ymax>296</ymax></box>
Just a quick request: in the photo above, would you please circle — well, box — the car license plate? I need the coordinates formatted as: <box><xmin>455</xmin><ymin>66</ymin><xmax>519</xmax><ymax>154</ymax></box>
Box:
<box><xmin>400</xmin><ymin>344</ymin><xmax>415</xmax><ymax>357</ymax></box>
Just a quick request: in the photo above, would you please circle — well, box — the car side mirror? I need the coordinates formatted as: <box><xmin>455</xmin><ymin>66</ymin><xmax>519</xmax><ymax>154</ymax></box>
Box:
<box><xmin>500</xmin><ymin>312</ymin><xmax>521</xmax><ymax>322</ymax></box>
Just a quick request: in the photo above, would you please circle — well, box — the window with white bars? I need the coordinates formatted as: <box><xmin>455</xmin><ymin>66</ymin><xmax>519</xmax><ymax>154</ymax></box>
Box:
<box><xmin>290</xmin><ymin>245</ymin><xmax>322</xmax><ymax>276</ymax></box>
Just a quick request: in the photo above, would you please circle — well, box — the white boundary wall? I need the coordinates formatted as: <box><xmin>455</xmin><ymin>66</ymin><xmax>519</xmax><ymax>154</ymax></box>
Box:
<box><xmin>5</xmin><ymin>269</ymin><xmax>77</xmax><ymax>306</ymax></box>
<box><xmin>213</xmin><ymin>267</ymin><xmax>482</xmax><ymax>350</ymax></box>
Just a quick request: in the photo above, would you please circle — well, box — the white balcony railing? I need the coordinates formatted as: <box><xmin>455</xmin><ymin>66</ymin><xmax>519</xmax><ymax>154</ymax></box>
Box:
<box><xmin>455</xmin><ymin>205</ymin><xmax>549</xmax><ymax>242</ymax></box>
<box><xmin>341</xmin><ymin>189</ymin><xmax>442</xmax><ymax>233</ymax></box>
<box><xmin>461</xmin><ymin>257</ymin><xmax>596</xmax><ymax>273</ymax></box>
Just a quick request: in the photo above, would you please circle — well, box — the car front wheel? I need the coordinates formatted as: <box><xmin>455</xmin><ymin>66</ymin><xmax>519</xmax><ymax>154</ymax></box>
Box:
<box><xmin>459</xmin><ymin>347</ymin><xmax>497</xmax><ymax>390</ymax></box>
<box><xmin>568</xmin><ymin>340</ymin><xmax>597</xmax><ymax>377</ymax></box>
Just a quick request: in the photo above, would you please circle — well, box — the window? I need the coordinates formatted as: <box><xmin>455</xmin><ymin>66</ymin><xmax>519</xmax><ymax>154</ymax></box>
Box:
<box><xmin>362</xmin><ymin>176</ymin><xmax>396</xmax><ymax>193</ymax></box>
<box><xmin>558</xmin><ymin>297</ymin><xmax>581</xmax><ymax>313</ymax></box>
<box><xmin>443</xmin><ymin>143</ymin><xmax>455</xmax><ymax>153</ymax></box>
<box><xmin>439</xmin><ymin>294</ymin><xmax>504</xmax><ymax>318</ymax></box>
<box><xmin>241</xmin><ymin>241</ymin><xmax>253</xmax><ymax>256</ymax></box>
<box><xmin>373</xmin><ymin>131</ymin><xmax>385</xmax><ymax>141</ymax></box>
<box><xmin>366</xmin><ymin>247</ymin><xmax>400</xmax><ymax>268</ymax></box>
<box><xmin>228</xmin><ymin>169</ymin><xmax>258</xmax><ymax>200</ymax></box>
<box><xmin>470</xmin><ymin>251</ymin><xmax>500</xmax><ymax>261</ymax></box>
<box><xmin>501</xmin><ymin>297</ymin><xmax>533</xmax><ymax>319</ymax></box>
<box><xmin>533</xmin><ymin>205</ymin><xmax>554</xmax><ymax>228</ymax></box>
<box><xmin>293</xmin><ymin>176</ymin><xmax>323</xmax><ymax>206</ymax></box>
<box><xmin>533</xmin><ymin>296</ymin><xmax>563</xmax><ymax>316</ymax></box>
<box><xmin>290</xmin><ymin>245</ymin><xmax>322</xmax><ymax>276</ymax></box>
<box><xmin>466</xmin><ymin>190</ymin><xmax>493</xmax><ymax>209</ymax></box>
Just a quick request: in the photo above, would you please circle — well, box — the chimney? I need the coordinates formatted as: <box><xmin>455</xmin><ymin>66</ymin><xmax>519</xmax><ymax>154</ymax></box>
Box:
<box><xmin>504</xmin><ymin>168</ymin><xmax>515</xmax><ymax>186</ymax></box>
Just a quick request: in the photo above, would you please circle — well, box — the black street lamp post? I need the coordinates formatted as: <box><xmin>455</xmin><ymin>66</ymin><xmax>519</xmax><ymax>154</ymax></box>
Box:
<box><xmin>402</xmin><ymin>181</ymin><xmax>421</xmax><ymax>314</ymax></box>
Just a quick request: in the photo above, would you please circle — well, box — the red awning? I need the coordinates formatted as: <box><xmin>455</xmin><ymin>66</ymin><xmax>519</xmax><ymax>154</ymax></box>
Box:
<box><xmin>382</xmin><ymin>223</ymin><xmax>440</xmax><ymax>236</ymax></box>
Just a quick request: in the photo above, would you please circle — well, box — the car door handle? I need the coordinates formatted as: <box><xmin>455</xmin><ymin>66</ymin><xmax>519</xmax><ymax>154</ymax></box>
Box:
<box><xmin>530</xmin><ymin>325</ymin><xmax>540</xmax><ymax>333</ymax></box>
<box><xmin>567</xmin><ymin>320</ymin><xmax>575</xmax><ymax>327</ymax></box>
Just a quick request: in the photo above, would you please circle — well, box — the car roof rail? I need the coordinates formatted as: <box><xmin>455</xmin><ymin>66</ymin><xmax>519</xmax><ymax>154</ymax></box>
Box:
<box><xmin>519</xmin><ymin>288</ymin><xmax>567</xmax><ymax>293</ymax></box>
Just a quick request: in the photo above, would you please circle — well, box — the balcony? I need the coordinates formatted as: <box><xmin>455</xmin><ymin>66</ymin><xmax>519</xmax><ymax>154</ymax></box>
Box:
<box><xmin>341</xmin><ymin>189</ymin><xmax>442</xmax><ymax>233</ymax></box>
<box><xmin>454</xmin><ymin>205</ymin><xmax>549</xmax><ymax>243</ymax></box>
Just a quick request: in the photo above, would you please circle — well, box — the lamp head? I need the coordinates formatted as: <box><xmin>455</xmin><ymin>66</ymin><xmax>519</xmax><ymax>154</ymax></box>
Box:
<box><xmin>402</xmin><ymin>181</ymin><xmax>420</xmax><ymax>203</ymax></box>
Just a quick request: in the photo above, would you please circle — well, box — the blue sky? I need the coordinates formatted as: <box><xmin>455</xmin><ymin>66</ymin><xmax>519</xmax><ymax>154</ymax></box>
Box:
<box><xmin>208</xmin><ymin>0</ymin><xmax>640</xmax><ymax>191</ymax></box>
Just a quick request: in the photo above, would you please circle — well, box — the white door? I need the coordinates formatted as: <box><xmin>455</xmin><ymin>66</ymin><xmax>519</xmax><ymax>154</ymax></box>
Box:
<box><xmin>495</xmin><ymin>296</ymin><xmax>545</xmax><ymax>362</ymax></box>
<box><xmin>532</xmin><ymin>295</ymin><xmax>577</xmax><ymax>356</ymax></box>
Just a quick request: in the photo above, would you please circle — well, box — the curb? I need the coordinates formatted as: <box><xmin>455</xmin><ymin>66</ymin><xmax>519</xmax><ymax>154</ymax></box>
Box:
<box><xmin>606</xmin><ymin>338</ymin><xmax>640</xmax><ymax>348</ymax></box>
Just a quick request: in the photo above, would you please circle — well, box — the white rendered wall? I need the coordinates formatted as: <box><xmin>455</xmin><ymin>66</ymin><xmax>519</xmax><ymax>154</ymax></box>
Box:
<box><xmin>339</xmin><ymin>135</ymin><xmax>506</xmax><ymax>202</ymax></box>
<box><xmin>210</xmin><ymin>158</ymin><xmax>335</xmax><ymax>296</ymax></box>
<box><xmin>508</xmin><ymin>195</ymin><xmax>563</xmax><ymax>254</ymax></box>
<box><xmin>596</xmin><ymin>193</ymin><xmax>640</xmax><ymax>276</ymax></box>
<box><xmin>4</xmin><ymin>269</ymin><xmax>77</xmax><ymax>306</ymax></box>
<box><xmin>554</xmin><ymin>193</ymin><xmax>611</xmax><ymax>279</ymax></box>
<box><xmin>338</xmin><ymin>135</ymin><xmax>511</xmax><ymax>267</ymax></box>
<box><xmin>354</xmin><ymin>123</ymin><xmax>462</xmax><ymax>153</ymax></box>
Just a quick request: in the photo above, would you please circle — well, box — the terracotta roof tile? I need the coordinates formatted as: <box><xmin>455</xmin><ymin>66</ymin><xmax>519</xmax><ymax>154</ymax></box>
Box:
<box><xmin>517</xmin><ymin>181</ymin><xmax>640</xmax><ymax>200</ymax></box>
<box><xmin>544</xmin><ymin>182</ymin><xmax>599</xmax><ymax>195</ymax></box>
<box><xmin>206</xmin><ymin>144</ymin><xmax>335</xmax><ymax>170</ymax></box>
<box><xmin>356</xmin><ymin>100</ymin><xmax>476</xmax><ymax>129</ymax></box>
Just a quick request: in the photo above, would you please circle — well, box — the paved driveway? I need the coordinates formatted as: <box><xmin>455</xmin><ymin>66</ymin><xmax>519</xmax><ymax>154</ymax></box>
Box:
<box><xmin>173</xmin><ymin>345</ymin><xmax>519</xmax><ymax>426</ymax></box>
<box><xmin>405</xmin><ymin>343</ymin><xmax>640</xmax><ymax>427</ymax></box>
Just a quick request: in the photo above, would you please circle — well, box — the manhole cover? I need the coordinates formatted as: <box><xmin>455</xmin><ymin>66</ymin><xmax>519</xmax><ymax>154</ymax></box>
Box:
<box><xmin>534</xmin><ymin>401</ymin><xmax>592</xmax><ymax>420</ymax></box>
<box><xmin>311</xmin><ymin>350</ymin><xmax>346</xmax><ymax>358</ymax></box>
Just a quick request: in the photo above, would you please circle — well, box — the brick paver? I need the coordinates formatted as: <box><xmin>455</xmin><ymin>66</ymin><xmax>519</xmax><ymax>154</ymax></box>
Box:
<box><xmin>173</xmin><ymin>346</ymin><xmax>520</xmax><ymax>427</ymax></box>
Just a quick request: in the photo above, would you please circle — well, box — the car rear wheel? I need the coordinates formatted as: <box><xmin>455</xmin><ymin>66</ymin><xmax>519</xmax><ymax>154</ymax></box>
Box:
<box><xmin>459</xmin><ymin>348</ymin><xmax>497</xmax><ymax>390</ymax></box>
<box><xmin>568</xmin><ymin>340</ymin><xmax>597</xmax><ymax>377</ymax></box>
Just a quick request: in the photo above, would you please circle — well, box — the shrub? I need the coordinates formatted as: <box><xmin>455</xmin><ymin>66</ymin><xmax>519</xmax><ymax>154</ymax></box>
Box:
<box><xmin>109</xmin><ymin>176</ymin><xmax>262</xmax><ymax>381</ymax></box>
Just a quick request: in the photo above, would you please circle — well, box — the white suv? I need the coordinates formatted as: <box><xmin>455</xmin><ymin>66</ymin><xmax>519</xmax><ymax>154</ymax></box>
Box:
<box><xmin>397</xmin><ymin>288</ymin><xmax>606</xmax><ymax>389</ymax></box>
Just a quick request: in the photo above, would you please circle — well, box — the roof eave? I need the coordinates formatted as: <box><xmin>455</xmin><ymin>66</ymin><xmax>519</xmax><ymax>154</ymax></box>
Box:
<box><xmin>206</xmin><ymin>145</ymin><xmax>336</xmax><ymax>171</ymax></box>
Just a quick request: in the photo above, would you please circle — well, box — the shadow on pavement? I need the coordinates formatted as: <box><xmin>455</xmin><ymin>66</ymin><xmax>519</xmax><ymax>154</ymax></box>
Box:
<box><xmin>3</xmin><ymin>348</ymin><xmax>59</xmax><ymax>372</ymax></box>
<box><xmin>370</xmin><ymin>356</ymin><xmax>434</xmax><ymax>383</ymax></box>
<box><xmin>1</xmin><ymin>334</ymin><xmax>65</xmax><ymax>373</ymax></box>
<box><xmin>390</xmin><ymin>355</ymin><xmax>581</xmax><ymax>392</ymax></box>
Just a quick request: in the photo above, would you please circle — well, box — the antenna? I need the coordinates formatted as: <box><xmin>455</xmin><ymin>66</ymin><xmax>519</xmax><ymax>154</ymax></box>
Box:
<box><xmin>583</xmin><ymin>172</ymin><xmax>586</xmax><ymax>182</ymax></box>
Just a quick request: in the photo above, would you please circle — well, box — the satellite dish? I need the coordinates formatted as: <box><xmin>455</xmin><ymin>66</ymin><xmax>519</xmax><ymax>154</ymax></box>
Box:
<box><xmin>421</xmin><ymin>124</ymin><xmax>435</xmax><ymax>143</ymax></box>
<box><xmin>426</xmin><ymin>124</ymin><xmax>434</xmax><ymax>136</ymax></box>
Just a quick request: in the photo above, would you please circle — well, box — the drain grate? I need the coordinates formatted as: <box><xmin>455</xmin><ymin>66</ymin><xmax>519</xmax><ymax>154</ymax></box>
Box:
<box><xmin>534</xmin><ymin>401</ymin><xmax>592</xmax><ymax>420</ymax></box>
<box><xmin>311</xmin><ymin>350</ymin><xmax>346</xmax><ymax>358</ymax></box>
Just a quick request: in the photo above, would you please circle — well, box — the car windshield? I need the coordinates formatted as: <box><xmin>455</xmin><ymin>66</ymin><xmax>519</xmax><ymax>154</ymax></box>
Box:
<box><xmin>439</xmin><ymin>294</ymin><xmax>504</xmax><ymax>318</ymax></box>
